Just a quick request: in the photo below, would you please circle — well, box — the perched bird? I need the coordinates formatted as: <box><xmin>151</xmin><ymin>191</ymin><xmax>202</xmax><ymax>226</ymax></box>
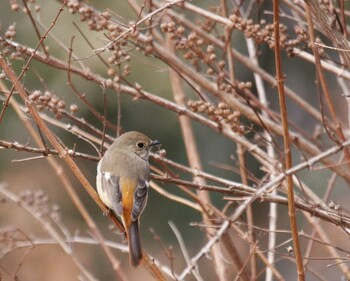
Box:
<box><xmin>96</xmin><ymin>131</ymin><xmax>160</xmax><ymax>266</ymax></box>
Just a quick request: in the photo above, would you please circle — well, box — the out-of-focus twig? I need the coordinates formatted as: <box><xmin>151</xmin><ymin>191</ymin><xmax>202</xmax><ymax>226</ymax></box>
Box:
<box><xmin>167</xmin><ymin>33</ymin><xmax>236</xmax><ymax>281</ymax></box>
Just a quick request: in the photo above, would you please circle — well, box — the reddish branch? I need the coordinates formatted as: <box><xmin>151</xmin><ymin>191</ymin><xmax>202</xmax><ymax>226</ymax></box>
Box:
<box><xmin>273</xmin><ymin>1</ymin><xmax>304</xmax><ymax>280</ymax></box>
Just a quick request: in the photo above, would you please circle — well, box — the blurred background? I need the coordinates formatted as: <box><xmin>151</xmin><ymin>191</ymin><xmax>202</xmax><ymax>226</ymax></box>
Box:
<box><xmin>1</xmin><ymin>1</ymin><xmax>350</xmax><ymax>281</ymax></box>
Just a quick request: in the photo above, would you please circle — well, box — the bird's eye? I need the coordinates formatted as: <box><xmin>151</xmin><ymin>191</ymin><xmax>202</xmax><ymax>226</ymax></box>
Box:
<box><xmin>137</xmin><ymin>142</ymin><xmax>145</xmax><ymax>149</ymax></box>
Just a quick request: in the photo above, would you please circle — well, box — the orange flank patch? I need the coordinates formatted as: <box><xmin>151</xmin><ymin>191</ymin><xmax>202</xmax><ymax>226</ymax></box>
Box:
<box><xmin>120</xmin><ymin>177</ymin><xmax>137</xmax><ymax>229</ymax></box>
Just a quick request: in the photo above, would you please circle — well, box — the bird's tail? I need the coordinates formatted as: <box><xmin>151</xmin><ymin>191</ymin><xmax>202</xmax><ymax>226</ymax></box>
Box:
<box><xmin>128</xmin><ymin>220</ymin><xmax>143</xmax><ymax>267</ymax></box>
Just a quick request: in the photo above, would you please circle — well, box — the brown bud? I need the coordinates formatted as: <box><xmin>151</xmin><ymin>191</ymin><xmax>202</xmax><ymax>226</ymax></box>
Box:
<box><xmin>207</xmin><ymin>45</ymin><xmax>214</xmax><ymax>53</ymax></box>
<box><xmin>57</xmin><ymin>100</ymin><xmax>66</xmax><ymax>109</ymax></box>
<box><xmin>107</xmin><ymin>68</ymin><xmax>115</xmax><ymax>76</ymax></box>
<box><xmin>160</xmin><ymin>22</ymin><xmax>168</xmax><ymax>32</ymax></box>
<box><xmin>11</xmin><ymin>3</ymin><xmax>19</xmax><ymax>11</ymax></box>
<box><xmin>70</xmin><ymin>104</ymin><xmax>78</xmax><ymax>113</ymax></box>
<box><xmin>197</xmin><ymin>105</ymin><xmax>206</xmax><ymax>112</ymax></box>
<box><xmin>207</xmin><ymin>68</ymin><xmax>214</xmax><ymax>75</ymax></box>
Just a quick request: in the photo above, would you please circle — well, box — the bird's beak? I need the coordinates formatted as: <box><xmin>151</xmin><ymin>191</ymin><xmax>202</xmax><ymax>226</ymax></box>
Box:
<box><xmin>150</xmin><ymin>140</ymin><xmax>161</xmax><ymax>147</ymax></box>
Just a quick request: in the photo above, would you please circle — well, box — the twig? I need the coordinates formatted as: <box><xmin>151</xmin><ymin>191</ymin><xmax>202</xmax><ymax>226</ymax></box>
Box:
<box><xmin>67</xmin><ymin>37</ymin><xmax>117</xmax><ymax>132</ymax></box>
<box><xmin>305</xmin><ymin>2</ymin><xmax>350</xmax><ymax>170</ymax></box>
<box><xmin>0</xmin><ymin>1</ymin><xmax>67</xmax><ymax>123</ymax></box>
<box><xmin>177</xmin><ymin>219</ymin><xmax>231</xmax><ymax>280</ymax></box>
<box><xmin>0</xmin><ymin>184</ymin><xmax>96</xmax><ymax>281</ymax></box>
<box><xmin>151</xmin><ymin>181</ymin><xmax>201</xmax><ymax>211</ymax></box>
<box><xmin>304</xmin><ymin>212</ymin><xmax>350</xmax><ymax>278</ymax></box>
<box><xmin>308</xmin><ymin>0</ymin><xmax>350</xmax><ymax>67</ymax></box>
<box><xmin>273</xmin><ymin>1</ymin><xmax>304</xmax><ymax>279</ymax></box>
<box><xmin>94</xmin><ymin>0</ymin><xmax>185</xmax><ymax>54</ymax></box>
<box><xmin>167</xmin><ymin>33</ymin><xmax>234</xmax><ymax>281</ymax></box>
<box><xmin>0</xmin><ymin>139</ymin><xmax>98</xmax><ymax>161</ymax></box>
<box><xmin>169</xmin><ymin>221</ymin><xmax>203</xmax><ymax>281</ymax></box>
<box><xmin>21</xmin><ymin>0</ymin><xmax>49</xmax><ymax>56</ymax></box>
<box><xmin>116</xmin><ymin>65</ymin><xmax>122</xmax><ymax>137</ymax></box>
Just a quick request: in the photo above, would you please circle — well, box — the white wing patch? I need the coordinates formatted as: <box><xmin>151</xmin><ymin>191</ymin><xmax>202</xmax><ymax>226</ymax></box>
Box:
<box><xmin>104</xmin><ymin>172</ymin><xmax>111</xmax><ymax>181</ymax></box>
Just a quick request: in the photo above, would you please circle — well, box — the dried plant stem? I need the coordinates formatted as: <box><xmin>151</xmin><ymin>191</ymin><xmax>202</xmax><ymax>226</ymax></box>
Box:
<box><xmin>0</xmin><ymin>1</ymin><xmax>66</xmax><ymax>123</ymax></box>
<box><xmin>151</xmin><ymin>182</ymin><xmax>201</xmax><ymax>211</ymax></box>
<box><xmin>94</xmin><ymin>0</ymin><xmax>185</xmax><ymax>54</ymax></box>
<box><xmin>304</xmin><ymin>213</ymin><xmax>350</xmax><ymax>278</ymax></box>
<box><xmin>244</xmin><ymin>33</ymin><xmax>278</xmax><ymax>281</ymax></box>
<box><xmin>126</xmin><ymin>0</ymin><xmax>164</xmax><ymax>44</ymax></box>
<box><xmin>305</xmin><ymin>2</ymin><xmax>350</xmax><ymax>170</ymax></box>
<box><xmin>169</xmin><ymin>221</ymin><xmax>203</xmax><ymax>281</ymax></box>
<box><xmin>21</xmin><ymin>0</ymin><xmax>49</xmax><ymax>56</ymax></box>
<box><xmin>273</xmin><ymin>1</ymin><xmax>304</xmax><ymax>280</ymax></box>
<box><xmin>67</xmin><ymin>37</ymin><xmax>117</xmax><ymax>132</ymax></box>
<box><xmin>0</xmin><ymin>185</ymin><xmax>97</xmax><ymax>281</ymax></box>
<box><xmin>308</xmin><ymin>0</ymin><xmax>350</xmax><ymax>67</ymax></box>
<box><xmin>0</xmin><ymin>139</ymin><xmax>99</xmax><ymax>161</ymax></box>
<box><xmin>237</xmin><ymin>125</ymin><xmax>256</xmax><ymax>279</ymax></box>
<box><xmin>303</xmin><ymin>154</ymin><xmax>343</xmax><ymax>273</ymax></box>
<box><xmin>167</xmin><ymin>36</ymin><xmax>233</xmax><ymax>281</ymax></box>
<box><xmin>225</xmin><ymin>2</ymin><xmax>257</xmax><ymax>277</ymax></box>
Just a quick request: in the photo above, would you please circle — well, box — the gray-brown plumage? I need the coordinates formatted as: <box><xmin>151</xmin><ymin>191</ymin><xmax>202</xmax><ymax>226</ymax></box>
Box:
<box><xmin>96</xmin><ymin>131</ymin><xmax>160</xmax><ymax>266</ymax></box>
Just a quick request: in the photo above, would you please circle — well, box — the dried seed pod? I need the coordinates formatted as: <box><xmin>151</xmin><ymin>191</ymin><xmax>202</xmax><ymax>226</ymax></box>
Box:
<box><xmin>218</xmin><ymin>102</ymin><xmax>227</xmax><ymax>109</ymax></box>
<box><xmin>11</xmin><ymin>3</ymin><xmax>19</xmax><ymax>11</ymax></box>
<box><xmin>57</xmin><ymin>100</ymin><xmax>66</xmax><ymax>109</ymax></box>
<box><xmin>29</xmin><ymin>90</ymin><xmax>41</xmax><ymax>101</ymax></box>
<box><xmin>209</xmin><ymin>54</ymin><xmax>216</xmax><ymax>62</ymax></box>
<box><xmin>160</xmin><ymin>22</ymin><xmax>168</xmax><ymax>32</ymax></box>
<box><xmin>70</xmin><ymin>104</ymin><xmax>78</xmax><ymax>113</ymax></box>
<box><xmin>51</xmin><ymin>96</ymin><xmax>59</xmax><ymax>105</ymax></box>
<box><xmin>207</xmin><ymin>45</ymin><xmax>214</xmax><ymax>53</ymax></box>
<box><xmin>176</xmin><ymin>26</ymin><xmax>185</xmax><ymax>35</ymax></box>
<box><xmin>167</xmin><ymin>22</ymin><xmax>176</xmax><ymax>32</ymax></box>
<box><xmin>107</xmin><ymin>68</ymin><xmax>115</xmax><ymax>76</ymax></box>
<box><xmin>197</xmin><ymin>105</ymin><xmax>206</xmax><ymax>112</ymax></box>
<box><xmin>43</xmin><ymin>91</ymin><xmax>52</xmax><ymax>101</ymax></box>
<box><xmin>245</xmin><ymin>82</ymin><xmax>253</xmax><ymax>89</ymax></box>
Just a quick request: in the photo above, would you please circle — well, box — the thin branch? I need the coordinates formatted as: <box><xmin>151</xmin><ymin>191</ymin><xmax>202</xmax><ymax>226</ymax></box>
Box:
<box><xmin>21</xmin><ymin>0</ymin><xmax>49</xmax><ymax>56</ymax></box>
<box><xmin>0</xmin><ymin>1</ymin><xmax>67</xmax><ymax>123</ymax></box>
<box><xmin>169</xmin><ymin>221</ymin><xmax>203</xmax><ymax>281</ymax></box>
<box><xmin>0</xmin><ymin>184</ymin><xmax>96</xmax><ymax>281</ymax></box>
<box><xmin>305</xmin><ymin>2</ymin><xmax>350</xmax><ymax>170</ymax></box>
<box><xmin>167</xmin><ymin>33</ymin><xmax>236</xmax><ymax>281</ymax></box>
<box><xmin>273</xmin><ymin>1</ymin><xmax>304</xmax><ymax>279</ymax></box>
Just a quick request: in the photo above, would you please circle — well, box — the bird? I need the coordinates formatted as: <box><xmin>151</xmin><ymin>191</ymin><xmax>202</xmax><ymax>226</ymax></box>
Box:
<box><xmin>96</xmin><ymin>131</ymin><xmax>160</xmax><ymax>266</ymax></box>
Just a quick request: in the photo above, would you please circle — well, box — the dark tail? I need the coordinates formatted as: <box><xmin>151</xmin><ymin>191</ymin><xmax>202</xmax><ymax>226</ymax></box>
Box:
<box><xmin>128</xmin><ymin>220</ymin><xmax>143</xmax><ymax>267</ymax></box>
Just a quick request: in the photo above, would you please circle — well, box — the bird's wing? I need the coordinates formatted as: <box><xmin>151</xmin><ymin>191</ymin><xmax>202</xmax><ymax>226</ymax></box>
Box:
<box><xmin>100</xmin><ymin>171</ymin><xmax>123</xmax><ymax>216</ymax></box>
<box><xmin>131</xmin><ymin>179</ymin><xmax>149</xmax><ymax>222</ymax></box>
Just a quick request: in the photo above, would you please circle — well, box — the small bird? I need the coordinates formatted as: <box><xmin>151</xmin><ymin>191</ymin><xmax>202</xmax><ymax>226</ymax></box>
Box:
<box><xmin>96</xmin><ymin>131</ymin><xmax>160</xmax><ymax>266</ymax></box>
